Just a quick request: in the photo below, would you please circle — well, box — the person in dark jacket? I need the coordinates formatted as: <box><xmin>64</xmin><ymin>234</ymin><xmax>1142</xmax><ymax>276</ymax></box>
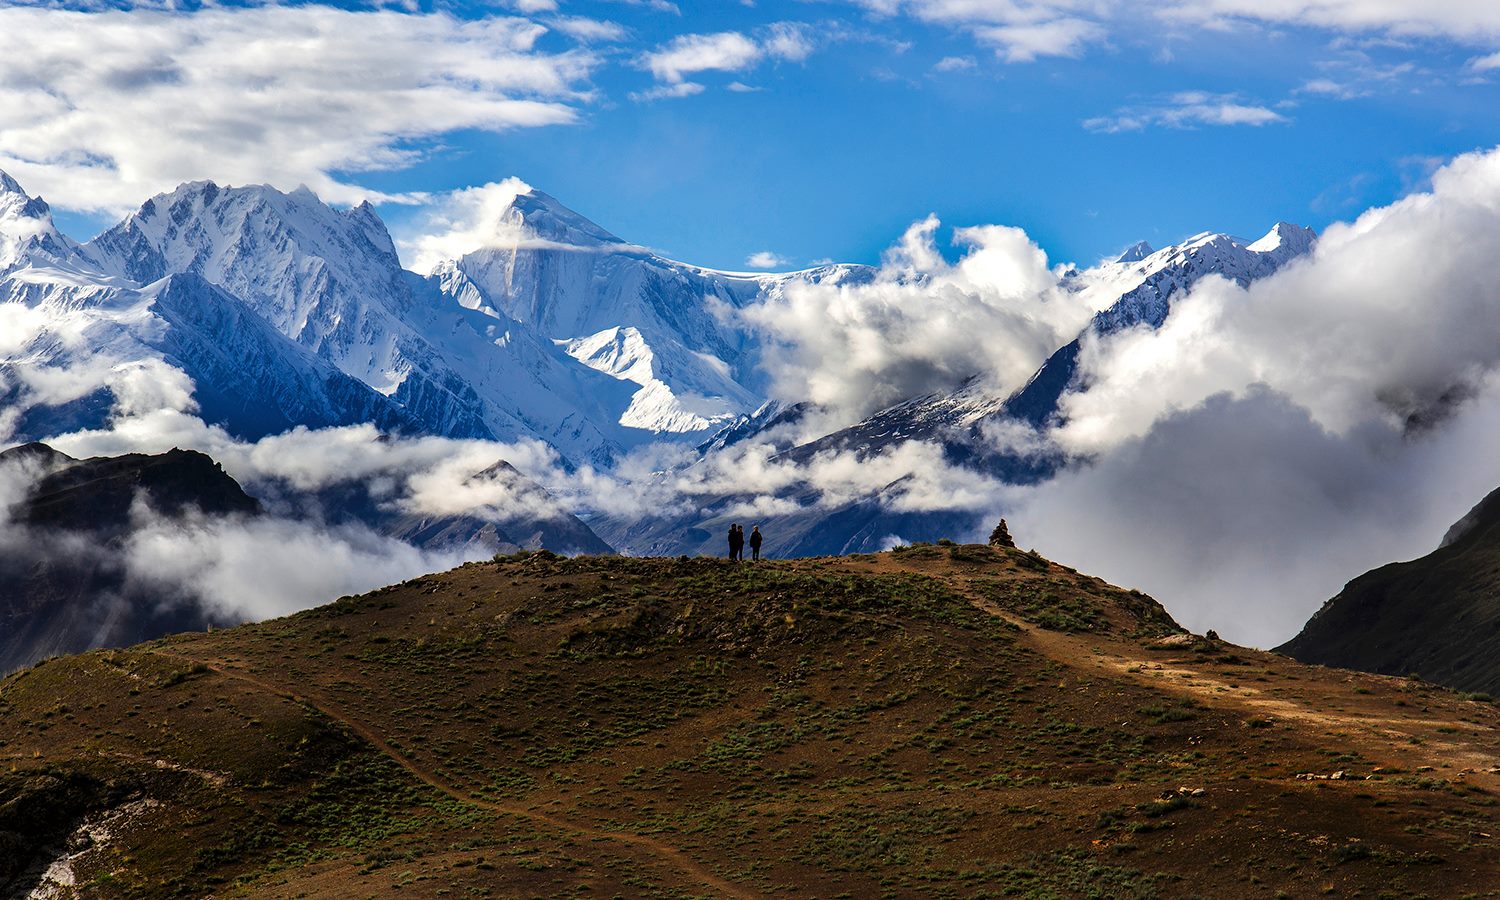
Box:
<box><xmin>749</xmin><ymin>525</ymin><xmax>763</xmax><ymax>561</ymax></box>
<box><xmin>728</xmin><ymin>523</ymin><xmax>744</xmax><ymax>561</ymax></box>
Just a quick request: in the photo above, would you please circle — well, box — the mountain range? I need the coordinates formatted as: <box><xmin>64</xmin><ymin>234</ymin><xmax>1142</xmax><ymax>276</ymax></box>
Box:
<box><xmin>1</xmin><ymin>170</ymin><xmax>874</xmax><ymax>469</ymax></box>
<box><xmin>0</xmin><ymin>169</ymin><xmax>1320</xmax><ymax>559</ymax></box>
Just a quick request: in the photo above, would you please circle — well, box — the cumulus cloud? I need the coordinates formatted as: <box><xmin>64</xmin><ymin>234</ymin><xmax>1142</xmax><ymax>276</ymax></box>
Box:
<box><xmin>1084</xmin><ymin>91</ymin><xmax>1289</xmax><ymax>132</ymax></box>
<box><xmin>0</xmin><ymin>6</ymin><xmax>596</xmax><ymax>213</ymax></box>
<box><xmin>974</xmin><ymin>17</ymin><xmax>1107</xmax><ymax>62</ymax></box>
<box><xmin>742</xmin><ymin>215</ymin><xmax>1097</xmax><ymax>429</ymax></box>
<box><xmin>1015</xmin><ymin>386</ymin><xmax>1500</xmax><ymax>649</ymax></box>
<box><xmin>121</xmin><ymin>512</ymin><xmax>475</xmax><ymax>624</ymax></box>
<box><xmin>1058</xmin><ymin>147</ymin><xmax>1500</xmax><ymax>451</ymax></box>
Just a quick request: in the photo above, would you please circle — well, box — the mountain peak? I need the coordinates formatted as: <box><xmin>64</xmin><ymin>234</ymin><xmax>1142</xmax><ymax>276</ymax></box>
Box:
<box><xmin>1249</xmin><ymin>221</ymin><xmax>1317</xmax><ymax>256</ymax></box>
<box><xmin>0</xmin><ymin>169</ymin><xmax>77</xmax><ymax>272</ymax></box>
<box><xmin>497</xmin><ymin>187</ymin><xmax>625</xmax><ymax>250</ymax></box>
<box><xmin>0</xmin><ymin>168</ymin><xmax>27</xmax><ymax>197</ymax></box>
<box><xmin>1115</xmin><ymin>240</ymin><xmax>1154</xmax><ymax>263</ymax></box>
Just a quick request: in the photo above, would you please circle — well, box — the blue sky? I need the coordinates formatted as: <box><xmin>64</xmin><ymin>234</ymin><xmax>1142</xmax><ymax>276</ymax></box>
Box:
<box><xmin>6</xmin><ymin>0</ymin><xmax>1500</xmax><ymax>270</ymax></box>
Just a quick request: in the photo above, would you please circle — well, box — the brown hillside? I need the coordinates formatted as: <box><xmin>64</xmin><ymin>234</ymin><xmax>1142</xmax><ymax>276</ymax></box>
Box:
<box><xmin>4</xmin><ymin>544</ymin><xmax>1500</xmax><ymax>898</ymax></box>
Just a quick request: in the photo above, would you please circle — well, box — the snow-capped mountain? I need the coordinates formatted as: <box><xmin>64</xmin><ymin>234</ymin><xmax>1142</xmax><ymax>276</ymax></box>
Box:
<box><xmin>79</xmin><ymin>181</ymin><xmax>643</xmax><ymax>466</ymax></box>
<box><xmin>61</xmin><ymin>178</ymin><xmax>872</xmax><ymax>462</ymax></box>
<box><xmin>428</xmin><ymin>185</ymin><xmax>870</xmax><ymax>435</ymax></box>
<box><xmin>0</xmin><ymin>171</ymin><xmax>79</xmax><ymax>275</ymax></box>
<box><xmin>1</xmin><ymin>165</ymin><xmax>1322</xmax><ymax>562</ymax></box>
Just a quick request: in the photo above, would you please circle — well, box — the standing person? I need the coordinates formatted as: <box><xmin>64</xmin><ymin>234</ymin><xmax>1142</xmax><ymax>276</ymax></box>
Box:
<box><xmin>729</xmin><ymin>523</ymin><xmax>744</xmax><ymax>561</ymax></box>
<box><xmin>749</xmin><ymin>525</ymin><xmax>763</xmax><ymax>561</ymax></box>
<box><xmin>727</xmin><ymin>523</ymin><xmax>738</xmax><ymax>560</ymax></box>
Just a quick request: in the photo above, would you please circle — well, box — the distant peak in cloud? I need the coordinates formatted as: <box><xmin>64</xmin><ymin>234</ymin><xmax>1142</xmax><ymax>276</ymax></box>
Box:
<box><xmin>399</xmin><ymin>179</ymin><xmax>637</xmax><ymax>274</ymax></box>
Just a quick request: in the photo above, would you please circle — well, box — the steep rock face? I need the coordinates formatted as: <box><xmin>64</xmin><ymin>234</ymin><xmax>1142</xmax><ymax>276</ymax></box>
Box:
<box><xmin>1279</xmin><ymin>485</ymin><xmax>1500</xmax><ymax>694</ymax></box>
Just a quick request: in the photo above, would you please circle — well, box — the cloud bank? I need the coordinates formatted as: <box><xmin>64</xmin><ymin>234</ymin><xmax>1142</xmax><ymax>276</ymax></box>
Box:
<box><xmin>0</xmin><ymin>6</ymin><xmax>595</xmax><ymax>213</ymax></box>
<box><xmin>743</xmin><ymin>215</ymin><xmax>1097</xmax><ymax>428</ymax></box>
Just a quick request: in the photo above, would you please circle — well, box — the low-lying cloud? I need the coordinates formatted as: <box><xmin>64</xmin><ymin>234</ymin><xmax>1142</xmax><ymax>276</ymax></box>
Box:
<box><xmin>743</xmin><ymin>215</ymin><xmax>1098</xmax><ymax>430</ymax></box>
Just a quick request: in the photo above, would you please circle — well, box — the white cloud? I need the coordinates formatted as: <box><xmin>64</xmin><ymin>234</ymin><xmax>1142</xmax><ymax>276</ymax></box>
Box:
<box><xmin>933</xmin><ymin>55</ymin><xmax>977</xmax><ymax>71</ymax></box>
<box><xmin>1084</xmin><ymin>91</ymin><xmax>1288</xmax><ymax>132</ymax></box>
<box><xmin>1159</xmin><ymin>1</ymin><xmax>1500</xmax><ymax>43</ymax></box>
<box><xmin>852</xmin><ymin>0</ymin><xmax>1111</xmax><ymax>61</ymax></box>
<box><xmin>0</xmin><ymin>7</ymin><xmax>596</xmax><ymax>214</ymax></box>
<box><xmin>763</xmin><ymin>21</ymin><xmax>816</xmax><ymax>61</ymax></box>
<box><xmin>635</xmin><ymin>22</ymin><xmax>818</xmax><ymax>97</ymax></box>
<box><xmin>973</xmin><ymin>17</ymin><xmax>1107</xmax><ymax>61</ymax></box>
<box><xmin>641</xmin><ymin>30</ymin><xmax>764</xmax><ymax>83</ymax></box>
<box><xmin>122</xmin><ymin>511</ymin><xmax>477</xmax><ymax>624</ymax></box>
<box><xmin>547</xmin><ymin>16</ymin><xmax>630</xmax><ymax>42</ymax></box>
<box><xmin>601</xmin><ymin>0</ymin><xmax>681</xmax><ymax>13</ymax></box>
<box><xmin>394</xmin><ymin>178</ymin><xmax>656</xmax><ymax>271</ymax></box>
<box><xmin>742</xmin><ymin>215</ymin><xmax>1096</xmax><ymax>428</ymax></box>
<box><xmin>745</xmin><ymin>250</ymin><xmax>788</xmax><ymax>269</ymax></box>
<box><xmin>398</xmin><ymin>178</ymin><xmax>535</xmax><ymax>273</ymax></box>
<box><xmin>856</xmin><ymin>1</ymin><xmax>1500</xmax><ymax>66</ymax></box>
<box><xmin>629</xmin><ymin>81</ymin><xmax>707</xmax><ymax>102</ymax></box>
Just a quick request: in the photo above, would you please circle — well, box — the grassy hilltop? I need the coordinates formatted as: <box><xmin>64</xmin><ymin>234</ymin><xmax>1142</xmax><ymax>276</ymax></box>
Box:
<box><xmin>4</xmin><ymin>544</ymin><xmax>1500</xmax><ymax>897</ymax></box>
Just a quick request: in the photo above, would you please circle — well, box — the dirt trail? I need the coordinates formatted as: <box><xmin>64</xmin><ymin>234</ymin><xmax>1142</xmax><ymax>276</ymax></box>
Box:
<box><xmin>959</xmin><ymin>592</ymin><xmax>1500</xmax><ymax>787</ymax></box>
<box><xmin>150</xmin><ymin>650</ymin><xmax>760</xmax><ymax>900</ymax></box>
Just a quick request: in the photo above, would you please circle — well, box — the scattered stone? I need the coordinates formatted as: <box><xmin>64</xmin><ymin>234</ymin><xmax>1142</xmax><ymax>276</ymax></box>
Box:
<box><xmin>1151</xmin><ymin>634</ymin><xmax>1198</xmax><ymax>649</ymax></box>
